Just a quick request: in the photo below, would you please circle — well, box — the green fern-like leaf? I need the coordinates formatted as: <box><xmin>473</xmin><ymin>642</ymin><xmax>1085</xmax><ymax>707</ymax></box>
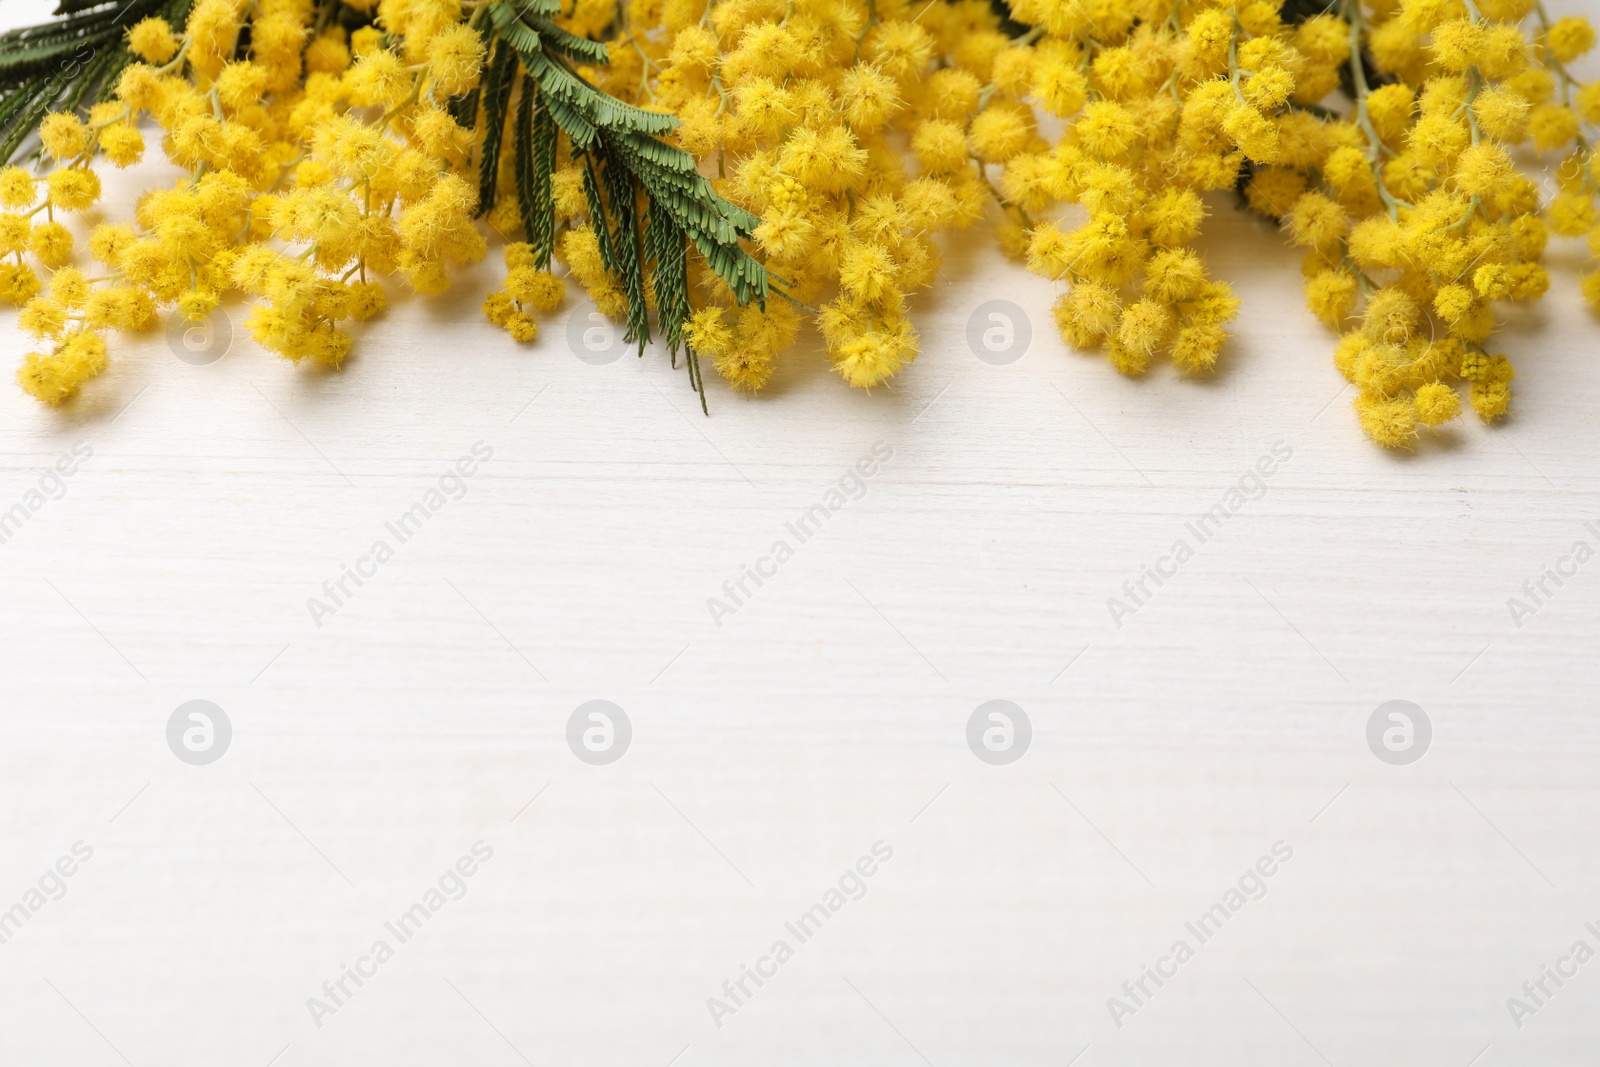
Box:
<box><xmin>490</xmin><ymin>1</ymin><xmax>609</xmax><ymax>68</ymax></box>
<box><xmin>484</xmin><ymin>0</ymin><xmax>775</xmax><ymax>406</ymax></box>
<box><xmin>579</xmin><ymin>153</ymin><xmax>621</xmax><ymax>278</ymax></box>
<box><xmin>476</xmin><ymin>38</ymin><xmax>518</xmax><ymax>215</ymax></box>
<box><xmin>486</xmin><ymin>1</ymin><xmax>544</xmax><ymax>60</ymax></box>
<box><xmin>595</xmin><ymin>141</ymin><xmax>649</xmax><ymax>350</ymax></box>
<box><xmin>644</xmin><ymin>196</ymin><xmax>689</xmax><ymax>351</ymax></box>
<box><xmin>512</xmin><ymin>74</ymin><xmax>537</xmax><ymax>246</ymax></box>
<box><xmin>528</xmin><ymin>93</ymin><xmax>557</xmax><ymax>264</ymax></box>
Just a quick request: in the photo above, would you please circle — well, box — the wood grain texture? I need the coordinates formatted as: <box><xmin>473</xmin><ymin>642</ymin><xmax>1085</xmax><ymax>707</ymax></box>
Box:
<box><xmin>0</xmin><ymin>43</ymin><xmax>1597</xmax><ymax>1065</ymax></box>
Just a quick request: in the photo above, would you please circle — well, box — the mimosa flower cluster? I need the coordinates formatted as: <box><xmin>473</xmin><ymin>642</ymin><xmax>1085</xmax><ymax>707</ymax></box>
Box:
<box><xmin>986</xmin><ymin>0</ymin><xmax>1599</xmax><ymax>445</ymax></box>
<box><xmin>5</xmin><ymin>0</ymin><xmax>508</xmax><ymax>403</ymax></box>
<box><xmin>0</xmin><ymin>0</ymin><xmax>1596</xmax><ymax>447</ymax></box>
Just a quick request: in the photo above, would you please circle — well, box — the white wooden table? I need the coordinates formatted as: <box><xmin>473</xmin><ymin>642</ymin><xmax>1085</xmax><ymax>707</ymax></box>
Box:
<box><xmin>1</xmin><ymin>7</ymin><xmax>1597</xmax><ymax>1061</ymax></box>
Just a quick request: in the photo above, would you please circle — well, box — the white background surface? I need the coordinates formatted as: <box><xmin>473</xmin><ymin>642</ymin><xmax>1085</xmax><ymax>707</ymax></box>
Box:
<box><xmin>2</xmin><ymin>4</ymin><xmax>1599</xmax><ymax>1063</ymax></box>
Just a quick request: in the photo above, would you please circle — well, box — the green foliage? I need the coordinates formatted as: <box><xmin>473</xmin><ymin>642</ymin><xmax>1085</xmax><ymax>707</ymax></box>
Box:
<box><xmin>476</xmin><ymin>37</ymin><xmax>518</xmax><ymax>215</ymax></box>
<box><xmin>484</xmin><ymin>0</ymin><xmax>775</xmax><ymax>409</ymax></box>
<box><xmin>527</xmin><ymin>95</ymin><xmax>558</xmax><ymax>262</ymax></box>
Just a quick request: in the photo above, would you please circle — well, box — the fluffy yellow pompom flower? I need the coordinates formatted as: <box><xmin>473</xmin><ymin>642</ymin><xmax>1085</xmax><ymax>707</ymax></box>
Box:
<box><xmin>0</xmin><ymin>261</ymin><xmax>40</xmax><ymax>305</ymax></box>
<box><xmin>99</xmin><ymin>124</ymin><xmax>145</xmax><ymax>167</ymax></box>
<box><xmin>1355</xmin><ymin>393</ymin><xmax>1419</xmax><ymax>448</ymax></box>
<box><xmin>1472</xmin><ymin>87</ymin><xmax>1531</xmax><ymax>143</ymax></box>
<box><xmin>714</xmin><ymin>339</ymin><xmax>775</xmax><ymax>393</ymax></box>
<box><xmin>1143</xmin><ymin>249</ymin><xmax>1207</xmax><ymax>303</ymax></box>
<box><xmin>1053</xmin><ymin>283</ymin><xmax>1120</xmax><ymax>348</ymax></box>
<box><xmin>83</xmin><ymin>287</ymin><xmax>154</xmax><ymax>331</ymax></box>
<box><xmin>483</xmin><ymin>290</ymin><xmax>514</xmax><ymax>328</ymax></box>
<box><xmin>1471</xmin><ymin>379</ymin><xmax>1512</xmax><ymax>420</ymax></box>
<box><xmin>0</xmin><ymin>167</ymin><xmax>34</xmax><ymax>209</ymax></box>
<box><xmin>1365</xmin><ymin>84</ymin><xmax>1415</xmax><ymax>144</ymax></box>
<box><xmin>1579</xmin><ymin>270</ymin><xmax>1600</xmax><ymax>311</ymax></box>
<box><xmin>1110</xmin><ymin>299</ymin><xmax>1171</xmax><ymax>376</ymax></box>
<box><xmin>667</xmin><ymin>25</ymin><xmax>717</xmax><ymax>70</ymax></box>
<box><xmin>1453</xmin><ymin>144</ymin><xmax>1514</xmax><ymax>198</ymax></box>
<box><xmin>426</xmin><ymin>25</ymin><xmax>484</xmax><ymax>96</ymax></box>
<box><xmin>1434</xmin><ymin>284</ymin><xmax>1474</xmax><ymax>323</ymax></box>
<box><xmin>45</xmin><ymin>168</ymin><xmax>100</xmax><ymax>211</ymax></box>
<box><xmin>0</xmin><ymin>213</ymin><xmax>30</xmax><ymax>255</ymax></box>
<box><xmin>1076</xmin><ymin>100</ymin><xmax>1136</xmax><ymax>158</ymax></box>
<box><xmin>863</xmin><ymin>20</ymin><xmax>933</xmax><ymax>80</ymax></box>
<box><xmin>1092</xmin><ymin>46</ymin><xmax>1150</xmax><ymax>101</ymax></box>
<box><xmin>19</xmin><ymin>295</ymin><xmax>70</xmax><ymax>338</ymax></box>
<box><xmin>911</xmin><ymin>120</ymin><xmax>968</xmax><ymax>174</ymax></box>
<box><xmin>1428</xmin><ymin>19</ymin><xmax>1490</xmax><ymax>74</ymax></box>
<box><xmin>920</xmin><ymin>67</ymin><xmax>982</xmax><ymax>121</ymax></box>
<box><xmin>177</xmin><ymin>288</ymin><xmax>220</xmax><ymax>322</ymax></box>
<box><xmin>350</xmin><ymin>25</ymin><xmax>385</xmax><ymax>58</ymax></box>
<box><xmin>1363</xmin><ymin>289</ymin><xmax>1424</xmax><ymax>348</ymax></box>
<box><xmin>505</xmin><ymin>267</ymin><xmax>565</xmax><ymax>312</ymax></box>
<box><xmin>1473</xmin><ymin>263</ymin><xmax>1514</xmax><ymax>301</ymax></box>
<box><xmin>1413</xmin><ymin>382</ymin><xmax>1461</xmax><ymax>426</ymax></box>
<box><xmin>306</xmin><ymin>30</ymin><xmax>353</xmax><ymax>74</ymax></box>
<box><xmin>1222</xmin><ymin>103</ymin><xmax>1279</xmax><ymax>163</ymax></box>
<box><xmin>1184</xmin><ymin>9</ymin><xmax>1234</xmax><ymax>74</ymax></box>
<box><xmin>184</xmin><ymin>0</ymin><xmax>245</xmax><ymax>80</ymax></box>
<box><xmin>1286</xmin><ymin>192</ymin><xmax>1349</xmax><ymax>255</ymax></box>
<box><xmin>1142</xmin><ymin>189</ymin><xmax>1205</xmax><ymax>248</ymax></box>
<box><xmin>1547</xmin><ymin>16</ymin><xmax>1596</xmax><ymax>63</ymax></box>
<box><xmin>215</xmin><ymin>62</ymin><xmax>269</xmax><ymax>111</ymax></box>
<box><xmin>778</xmin><ymin>125</ymin><xmax>867</xmax><ymax>193</ymax></box>
<box><xmin>39</xmin><ymin>113</ymin><xmax>88</xmax><ymax>161</ymax></box>
<box><xmin>505</xmin><ymin>312</ymin><xmax>538</xmax><ymax>343</ymax></box>
<box><xmin>126</xmin><ymin>16</ymin><xmax>179</xmax><ymax>63</ymax></box>
<box><xmin>346</xmin><ymin>49</ymin><xmax>412</xmax><ymax>107</ymax></box>
<box><xmin>1527</xmin><ymin>105</ymin><xmax>1579</xmax><ymax>152</ymax></box>
<box><xmin>830</xmin><ymin>324</ymin><xmax>914</xmax><ymax>389</ymax></box>
<box><xmin>29</xmin><ymin>222</ymin><xmax>73</xmax><ymax>268</ymax></box>
<box><xmin>1408</xmin><ymin>113</ymin><xmax>1470</xmax><ymax>165</ymax></box>
<box><xmin>1304</xmin><ymin>270</ymin><xmax>1358</xmax><ymax>327</ymax></box>
<box><xmin>1032</xmin><ymin>58</ymin><xmax>1087</xmax><ymax>117</ymax></box>
<box><xmin>684</xmin><ymin>306</ymin><xmax>734</xmax><ymax>358</ymax></box>
<box><xmin>1548</xmin><ymin>192</ymin><xmax>1597</xmax><ymax>237</ymax></box>
<box><xmin>838</xmin><ymin>241</ymin><xmax>895</xmax><ymax>303</ymax></box>
<box><xmin>968</xmin><ymin>104</ymin><xmax>1034</xmax><ymax>163</ymax></box>
<box><xmin>17</xmin><ymin>333</ymin><xmax>108</xmax><ymax>405</ymax></box>
<box><xmin>1243</xmin><ymin>66</ymin><xmax>1295</xmax><ymax>112</ymax></box>
<box><xmin>837</xmin><ymin>64</ymin><xmax>902</xmax><ymax>134</ymax></box>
